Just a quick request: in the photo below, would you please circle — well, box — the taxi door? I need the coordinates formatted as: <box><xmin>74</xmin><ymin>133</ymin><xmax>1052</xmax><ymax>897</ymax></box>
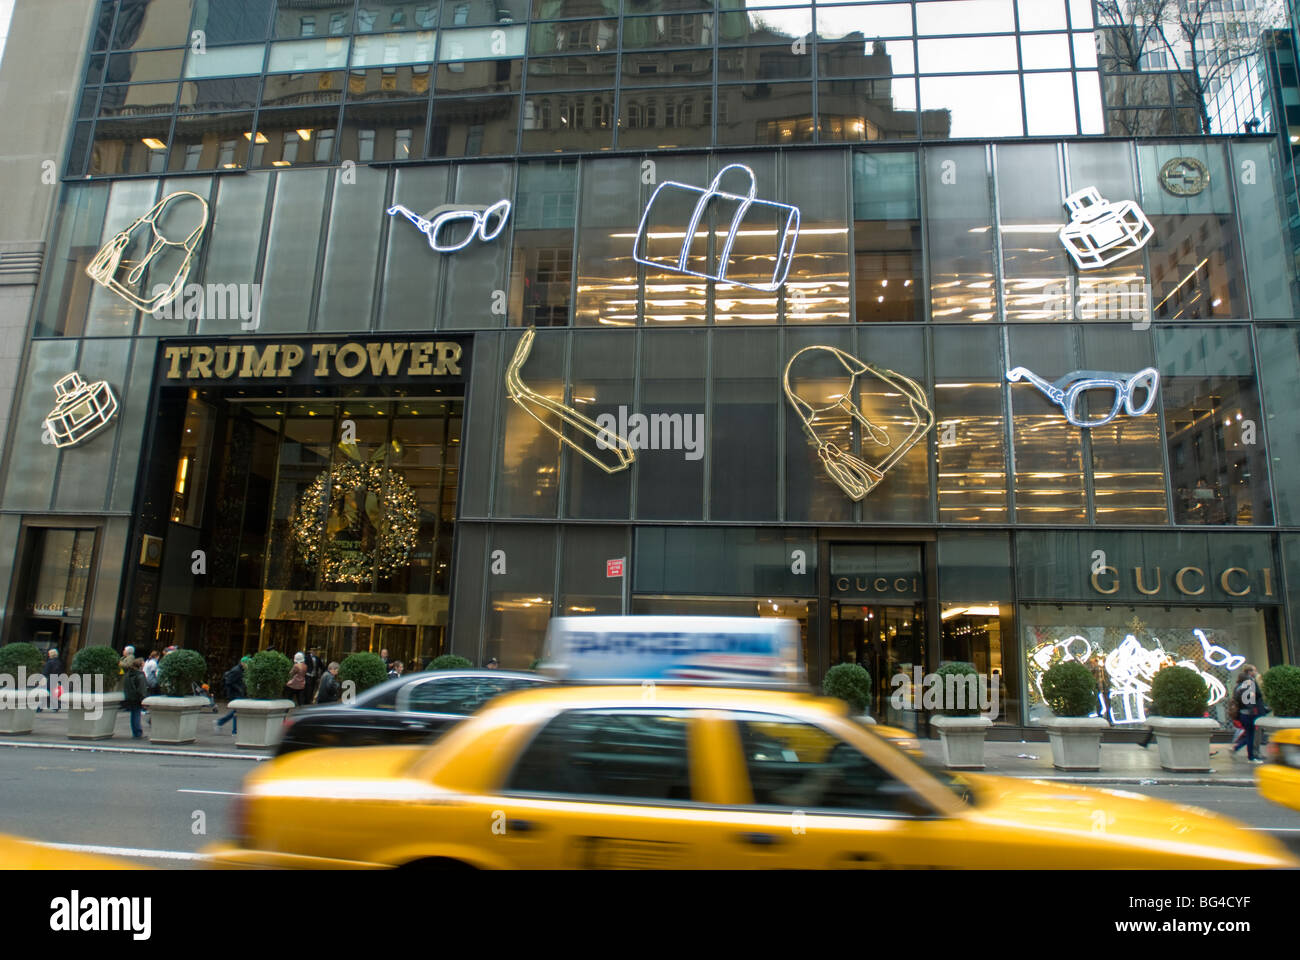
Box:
<box><xmin>687</xmin><ymin>712</ymin><xmax>965</xmax><ymax>869</ymax></box>
<box><xmin>487</xmin><ymin>707</ymin><xmax>736</xmax><ymax>869</ymax></box>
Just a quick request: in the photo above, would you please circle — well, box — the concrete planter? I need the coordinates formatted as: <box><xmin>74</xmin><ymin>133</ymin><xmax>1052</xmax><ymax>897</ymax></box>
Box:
<box><xmin>66</xmin><ymin>691</ymin><xmax>124</xmax><ymax>740</ymax></box>
<box><xmin>143</xmin><ymin>696</ymin><xmax>208</xmax><ymax>744</ymax></box>
<box><xmin>0</xmin><ymin>700</ymin><xmax>37</xmax><ymax>734</ymax></box>
<box><xmin>227</xmin><ymin>699</ymin><xmax>294</xmax><ymax>749</ymax></box>
<box><xmin>931</xmin><ymin>715</ymin><xmax>992</xmax><ymax>769</ymax></box>
<box><xmin>1257</xmin><ymin>715</ymin><xmax>1300</xmax><ymax>743</ymax></box>
<box><xmin>1146</xmin><ymin>717</ymin><xmax>1218</xmax><ymax>772</ymax></box>
<box><xmin>1044</xmin><ymin>716</ymin><xmax>1110</xmax><ymax>771</ymax></box>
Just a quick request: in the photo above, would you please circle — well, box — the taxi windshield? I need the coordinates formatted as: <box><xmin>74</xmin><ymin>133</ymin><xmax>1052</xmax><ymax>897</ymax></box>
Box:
<box><xmin>850</xmin><ymin>717</ymin><xmax>976</xmax><ymax>807</ymax></box>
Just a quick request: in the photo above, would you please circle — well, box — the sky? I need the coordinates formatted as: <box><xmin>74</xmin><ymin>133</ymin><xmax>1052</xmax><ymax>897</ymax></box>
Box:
<box><xmin>0</xmin><ymin>0</ymin><xmax>13</xmax><ymax>70</ymax></box>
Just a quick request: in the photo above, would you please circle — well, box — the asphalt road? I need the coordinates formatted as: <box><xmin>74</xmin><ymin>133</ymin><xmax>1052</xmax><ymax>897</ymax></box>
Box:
<box><xmin>1</xmin><ymin>745</ymin><xmax>1297</xmax><ymax>867</ymax></box>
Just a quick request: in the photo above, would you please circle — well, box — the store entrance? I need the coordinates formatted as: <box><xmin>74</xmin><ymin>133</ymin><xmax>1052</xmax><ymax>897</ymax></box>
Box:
<box><xmin>830</xmin><ymin>601</ymin><xmax>924</xmax><ymax>732</ymax></box>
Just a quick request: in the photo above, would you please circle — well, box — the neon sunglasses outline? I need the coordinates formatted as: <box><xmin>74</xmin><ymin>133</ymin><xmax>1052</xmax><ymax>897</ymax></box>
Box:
<box><xmin>1006</xmin><ymin>365</ymin><xmax>1160</xmax><ymax>428</ymax></box>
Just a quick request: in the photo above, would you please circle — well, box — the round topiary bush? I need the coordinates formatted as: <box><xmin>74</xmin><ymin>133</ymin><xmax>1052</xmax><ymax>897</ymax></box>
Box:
<box><xmin>1150</xmin><ymin>665</ymin><xmax>1209</xmax><ymax>718</ymax></box>
<box><xmin>158</xmin><ymin>648</ymin><xmax>207</xmax><ymax>696</ymax></box>
<box><xmin>1040</xmin><ymin>661</ymin><xmax>1098</xmax><ymax>717</ymax></box>
<box><xmin>339</xmin><ymin>652</ymin><xmax>387</xmax><ymax>695</ymax></box>
<box><xmin>0</xmin><ymin>642</ymin><xmax>43</xmax><ymax>680</ymax></box>
<box><xmin>935</xmin><ymin>661</ymin><xmax>982</xmax><ymax>716</ymax></box>
<box><xmin>245</xmin><ymin>650</ymin><xmax>293</xmax><ymax>700</ymax></box>
<box><xmin>426</xmin><ymin>654</ymin><xmax>473</xmax><ymax>671</ymax></box>
<box><xmin>822</xmin><ymin>662</ymin><xmax>872</xmax><ymax>714</ymax></box>
<box><xmin>1261</xmin><ymin>664</ymin><xmax>1300</xmax><ymax>718</ymax></box>
<box><xmin>70</xmin><ymin>645</ymin><xmax>124</xmax><ymax>692</ymax></box>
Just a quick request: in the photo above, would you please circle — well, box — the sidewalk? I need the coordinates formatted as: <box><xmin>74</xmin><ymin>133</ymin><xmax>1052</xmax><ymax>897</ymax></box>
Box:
<box><xmin>2</xmin><ymin>705</ymin><xmax>1264</xmax><ymax>784</ymax></box>
<box><xmin>0</xmin><ymin>702</ymin><xmax>270</xmax><ymax>759</ymax></box>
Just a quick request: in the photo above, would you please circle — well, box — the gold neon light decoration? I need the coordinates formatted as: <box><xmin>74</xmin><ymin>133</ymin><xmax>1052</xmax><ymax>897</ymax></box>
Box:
<box><xmin>505</xmin><ymin>327</ymin><xmax>634</xmax><ymax>474</ymax></box>
<box><xmin>784</xmin><ymin>345</ymin><xmax>933</xmax><ymax>501</ymax></box>
<box><xmin>85</xmin><ymin>191</ymin><xmax>210</xmax><ymax>312</ymax></box>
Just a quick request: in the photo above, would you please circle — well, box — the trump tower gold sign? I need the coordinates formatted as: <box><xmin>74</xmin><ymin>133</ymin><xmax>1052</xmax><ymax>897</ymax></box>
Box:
<box><xmin>159</xmin><ymin>337</ymin><xmax>469</xmax><ymax>385</ymax></box>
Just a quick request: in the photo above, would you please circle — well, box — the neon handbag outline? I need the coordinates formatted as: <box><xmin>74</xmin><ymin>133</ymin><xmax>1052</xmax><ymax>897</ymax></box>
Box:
<box><xmin>633</xmin><ymin>163</ymin><xmax>801</xmax><ymax>293</ymax></box>
<box><xmin>85</xmin><ymin>191</ymin><xmax>210</xmax><ymax>312</ymax></box>
<box><xmin>43</xmin><ymin>372</ymin><xmax>119</xmax><ymax>449</ymax></box>
<box><xmin>784</xmin><ymin>345</ymin><xmax>933</xmax><ymax>501</ymax></box>
<box><xmin>1058</xmin><ymin>187</ymin><xmax>1154</xmax><ymax>271</ymax></box>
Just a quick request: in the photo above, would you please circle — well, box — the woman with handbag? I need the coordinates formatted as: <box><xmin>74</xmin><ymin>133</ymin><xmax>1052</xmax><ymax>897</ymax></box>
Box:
<box><xmin>285</xmin><ymin>652</ymin><xmax>308</xmax><ymax>707</ymax></box>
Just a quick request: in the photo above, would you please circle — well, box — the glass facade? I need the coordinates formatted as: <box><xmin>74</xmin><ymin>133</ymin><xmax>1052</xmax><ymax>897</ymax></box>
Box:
<box><xmin>1</xmin><ymin>0</ymin><xmax>1298</xmax><ymax>731</ymax></box>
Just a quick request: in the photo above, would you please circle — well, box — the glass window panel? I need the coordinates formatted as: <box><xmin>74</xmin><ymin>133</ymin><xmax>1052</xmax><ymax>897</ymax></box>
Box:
<box><xmin>819</xmin><ymin>77</ymin><xmax>918</xmax><ymax>141</ymax></box>
<box><xmin>86</xmin><ymin>54</ymin><xmax>107</xmax><ymax>85</ymax></box>
<box><xmin>1072</xmin><ymin>31</ymin><xmax>1098</xmax><ymax>69</ymax></box>
<box><xmin>623</xmin><ymin>13</ymin><xmax>714</xmax><ymax>47</ymax></box>
<box><xmin>558</xmin><ymin>527</ymin><xmax>625</xmax><ymax>617</ymax></box>
<box><xmin>510</xmin><ymin>160</ymin><xmax>577</xmax><ymax>326</ymax></box>
<box><xmin>35</xmin><ymin>184</ymin><xmax>110</xmax><ymax>338</ymax></box>
<box><xmin>349</xmin><ymin>30</ymin><xmax>436</xmax><ymax>66</ymax></box>
<box><xmin>1080</xmin><ymin>326</ymin><xmax>1167</xmax><ymax>524</ymax></box>
<box><xmin>622</xmin><ymin>49</ymin><xmax>713</xmax><ymax>85</ymax></box>
<box><xmin>440</xmin><ymin>24</ymin><xmax>527</xmax><ymax>59</ymax></box>
<box><xmin>710</xmin><ymin>154</ymin><xmax>780</xmax><ymax>323</ymax></box>
<box><xmin>815</xmin><ymin>3</ymin><xmax>912</xmax><ymax>39</ymax></box>
<box><xmin>256</xmin><ymin>169</ymin><xmax>329</xmax><ymax>332</ymax></box>
<box><xmin>98</xmin><ymin>82</ymin><xmax>178</xmax><ymax>117</ymax></box>
<box><xmin>521</xmin><ymin>91</ymin><xmax>616</xmax><ymax>152</ymax></box>
<box><xmin>564</xmin><ymin>330</ymin><xmax>634</xmax><ymax>518</ymax></box>
<box><xmin>1258</xmin><ymin>329</ymin><xmax>1300</xmax><ymax>524</ymax></box>
<box><xmin>785</xmin><ymin>150</ymin><xmax>851</xmax><ymax>323</ymax></box>
<box><xmin>620</xmin><ymin>86</ymin><xmax>714</xmax><ymax>148</ymax></box>
<box><xmin>194</xmin><ymin>0</ymin><xmax>272</xmax><ymax>44</ymax></box>
<box><xmin>637</xmin><ymin>331</ymin><xmax>706</xmax><ymax>519</ymax></box>
<box><xmin>718</xmin><ymin>6</ymin><xmax>812</xmax><ymax>44</ymax></box>
<box><xmin>3</xmin><ymin>341</ymin><xmax>78</xmax><ymax>510</ymax></box>
<box><xmin>1018</xmin><ymin>0</ymin><xmax>1066</xmax><ymax>30</ymax></box>
<box><xmin>436</xmin><ymin>58</ymin><xmax>522</xmax><ymax>94</ymax></box>
<box><xmin>721</xmin><ymin>45</ymin><xmax>811</xmax><ymax>83</ymax></box>
<box><xmin>784</xmin><ymin>328</ymin><xmax>856</xmax><ymax>523</ymax></box>
<box><xmin>525</xmin><ymin>54</ymin><xmax>616</xmax><ymax>89</ymax></box>
<box><xmin>924</xmin><ymin>145</ymin><xmax>996</xmax><ymax>322</ymax></box>
<box><xmin>1008</xmin><ymin>326</ymin><xmax>1087</xmax><ymax>523</ymax></box>
<box><xmin>997</xmin><ymin>143</ymin><xmax>1071</xmax><ymax>323</ymax></box>
<box><xmin>717</xmin><ymin>82</ymin><xmax>813</xmax><ymax>147</ymax></box>
<box><xmin>251</xmin><ymin>107</ymin><xmax>341</xmax><ymax>166</ymax></box>
<box><xmin>81</xmin><ymin>180</ymin><xmax>163</xmax><ymax>336</ymax></box>
<box><xmin>340</xmin><ymin>101</ymin><xmax>428</xmax><ymax>162</ymax></box>
<box><xmin>56</xmin><ymin>339</ymin><xmax>131</xmax><ymax>512</ymax></box>
<box><xmin>110</xmin><ymin>339</ymin><xmax>160</xmax><ymax>512</ymax></box>
<box><xmin>439</xmin><ymin>162</ymin><xmax>515</xmax><ymax>329</ymax></box>
<box><xmin>1067</xmin><ymin>0</ymin><xmax>1093</xmax><ymax>29</ymax></box>
<box><xmin>262</xmin><ymin>70</ymin><xmax>343</xmax><ymax>107</ymax></box>
<box><xmin>317</xmin><ymin>166</ymin><xmax>387</xmax><ymax>332</ymax></box>
<box><xmin>935</xmin><ymin>327</ymin><xmax>1007</xmax><ymax>521</ymax></box>
<box><xmin>183</xmin><ymin>44</ymin><xmax>265</xmax><ymax>79</ymax></box>
<box><xmin>195</xmin><ymin>172</ymin><xmax>270</xmax><ymax>335</ymax></box>
<box><xmin>640</xmin><ymin>154</ymin><xmax>709</xmax><ymax>325</ymax></box>
<box><xmin>920</xmin><ymin>75</ymin><xmax>1022</xmax><ymax>138</ymax></box>
<box><xmin>711</xmin><ymin>328</ymin><xmax>779</xmax><ymax>521</ymax></box>
<box><xmin>915</xmin><ymin>0</ymin><xmax>1015</xmax><ymax>35</ymax></box>
<box><xmin>379</xmin><ymin>166</ymin><xmax>450</xmax><ymax>330</ymax></box>
<box><xmin>267</xmin><ymin>37</ymin><xmax>351</xmax><ymax>72</ymax></box>
<box><xmin>574</xmin><ymin>156</ymin><xmax>639</xmax><ymax>327</ymax></box>
<box><xmin>854</xmin><ymin>325</ymin><xmax>932</xmax><ymax>523</ymax></box>
<box><xmin>1020</xmin><ymin>33</ymin><xmax>1071</xmax><ymax>70</ymax></box>
<box><xmin>89</xmin><ymin>116</ymin><xmax>172</xmax><ymax>175</ymax></box>
<box><xmin>1157</xmin><ymin>327</ymin><xmax>1271</xmax><ymax>526</ymax></box>
<box><xmin>529</xmin><ymin>18</ymin><xmax>618</xmax><ymax>54</ymax></box>
<box><xmin>852</xmin><ymin>151</ymin><xmax>922</xmax><ymax>322</ymax></box>
<box><xmin>1077</xmin><ymin>70</ymin><xmax>1103</xmax><ymax>133</ymax></box>
<box><xmin>530</xmin><ymin>0</ymin><xmax>618</xmax><ymax>16</ymax></box>
<box><xmin>92</xmin><ymin>2</ymin><xmax>115</xmax><ymax>51</ymax></box>
<box><xmin>78</xmin><ymin>88</ymin><xmax>100</xmax><ymax>119</ymax></box>
<box><xmin>66</xmin><ymin>121</ymin><xmax>94</xmax><ymax>177</ymax></box>
<box><xmin>178</xmin><ymin>75</ymin><xmax>261</xmax><ymax>112</ymax></box>
<box><xmin>496</xmin><ymin>330</ymin><xmax>563</xmax><ymax>517</ymax></box>
<box><xmin>429</xmin><ymin>95</ymin><xmax>519</xmax><ymax>156</ymax></box>
<box><xmin>273</xmin><ymin>0</ymin><xmax>356</xmax><ymax>38</ymax></box>
<box><xmin>135</xmin><ymin>175</ymin><xmax>214</xmax><ymax>337</ymax></box>
<box><xmin>108</xmin><ymin>48</ymin><xmax>185</xmax><ymax>83</ymax></box>
<box><xmin>345</xmin><ymin>66</ymin><xmax>430</xmax><ymax>100</ymax></box>
<box><xmin>167</xmin><ymin>112</ymin><xmax>254</xmax><ymax>171</ymax></box>
<box><xmin>818</xmin><ymin>39</ymin><xmax>915</xmax><ymax>76</ymax></box>
<box><xmin>437</xmin><ymin>0</ymin><xmax>528</xmax><ymax>27</ymax></box>
<box><xmin>918</xmin><ymin>36</ymin><xmax>1018</xmax><ymax>74</ymax></box>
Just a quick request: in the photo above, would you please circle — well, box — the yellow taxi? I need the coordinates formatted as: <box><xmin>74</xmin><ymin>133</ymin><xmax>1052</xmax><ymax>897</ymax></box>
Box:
<box><xmin>208</xmin><ymin>685</ymin><xmax>1297</xmax><ymax>870</ymax></box>
<box><xmin>0</xmin><ymin>833</ymin><xmax>132</xmax><ymax>869</ymax></box>
<box><xmin>1258</xmin><ymin>727</ymin><xmax>1300</xmax><ymax>813</ymax></box>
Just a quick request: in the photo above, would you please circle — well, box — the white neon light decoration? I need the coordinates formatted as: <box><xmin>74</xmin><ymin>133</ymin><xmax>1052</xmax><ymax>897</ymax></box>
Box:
<box><xmin>85</xmin><ymin>191</ymin><xmax>210</xmax><ymax>312</ymax></box>
<box><xmin>1006</xmin><ymin>366</ymin><xmax>1159</xmax><ymax>428</ymax></box>
<box><xmin>633</xmin><ymin>163</ymin><xmax>801</xmax><ymax>293</ymax></box>
<box><xmin>1058</xmin><ymin>187</ymin><xmax>1154</xmax><ymax>270</ymax></box>
<box><xmin>43</xmin><ymin>373</ymin><xmax>119</xmax><ymax>449</ymax></box>
<box><xmin>387</xmin><ymin>199</ymin><xmax>512</xmax><ymax>253</ymax></box>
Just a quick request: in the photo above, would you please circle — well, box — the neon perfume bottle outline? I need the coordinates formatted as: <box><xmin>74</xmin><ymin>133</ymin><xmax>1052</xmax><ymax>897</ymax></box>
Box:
<box><xmin>1058</xmin><ymin>187</ymin><xmax>1154</xmax><ymax>270</ymax></box>
<box><xmin>43</xmin><ymin>373</ymin><xmax>119</xmax><ymax>449</ymax></box>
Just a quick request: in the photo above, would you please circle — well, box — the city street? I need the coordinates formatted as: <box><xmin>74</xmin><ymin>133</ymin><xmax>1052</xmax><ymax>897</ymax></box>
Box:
<box><xmin>2</xmin><ymin>743</ymin><xmax>1297</xmax><ymax>868</ymax></box>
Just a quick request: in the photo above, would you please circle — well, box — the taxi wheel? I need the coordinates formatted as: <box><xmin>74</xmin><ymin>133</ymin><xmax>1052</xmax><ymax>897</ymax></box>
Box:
<box><xmin>396</xmin><ymin>857</ymin><xmax>477</xmax><ymax>871</ymax></box>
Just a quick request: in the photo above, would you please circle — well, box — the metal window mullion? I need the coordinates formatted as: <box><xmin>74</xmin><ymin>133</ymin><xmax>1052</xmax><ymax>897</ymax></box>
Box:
<box><xmin>703</xmin><ymin>326</ymin><xmax>713</xmax><ymax>522</ymax></box>
<box><xmin>370</xmin><ymin>166</ymin><xmax>396</xmax><ymax>331</ymax></box>
<box><xmin>306</xmin><ymin>169</ymin><xmax>337</xmax><ymax>333</ymax></box>
<box><xmin>1000</xmin><ymin>323</ymin><xmax>1018</xmax><ymax>520</ymax></box>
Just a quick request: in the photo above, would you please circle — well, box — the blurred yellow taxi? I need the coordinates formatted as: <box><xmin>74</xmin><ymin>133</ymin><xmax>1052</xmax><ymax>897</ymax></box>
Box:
<box><xmin>0</xmin><ymin>834</ymin><xmax>132</xmax><ymax>870</ymax></box>
<box><xmin>208</xmin><ymin>685</ymin><xmax>1296</xmax><ymax>870</ymax></box>
<box><xmin>1258</xmin><ymin>727</ymin><xmax>1300</xmax><ymax>813</ymax></box>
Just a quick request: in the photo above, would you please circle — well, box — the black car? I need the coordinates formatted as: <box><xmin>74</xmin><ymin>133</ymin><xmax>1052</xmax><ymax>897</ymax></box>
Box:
<box><xmin>274</xmin><ymin>670</ymin><xmax>554</xmax><ymax>756</ymax></box>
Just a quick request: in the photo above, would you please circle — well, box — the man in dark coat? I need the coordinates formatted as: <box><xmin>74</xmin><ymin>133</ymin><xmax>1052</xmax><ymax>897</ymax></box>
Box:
<box><xmin>215</xmin><ymin>656</ymin><xmax>250</xmax><ymax>735</ymax></box>
<box><xmin>122</xmin><ymin>659</ymin><xmax>148</xmax><ymax>739</ymax></box>
<box><xmin>315</xmin><ymin>662</ymin><xmax>342</xmax><ymax>704</ymax></box>
<box><xmin>37</xmin><ymin>648</ymin><xmax>64</xmax><ymax>713</ymax></box>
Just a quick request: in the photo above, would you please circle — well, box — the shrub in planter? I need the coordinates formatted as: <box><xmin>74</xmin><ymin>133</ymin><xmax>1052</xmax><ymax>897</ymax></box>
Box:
<box><xmin>339</xmin><ymin>652</ymin><xmax>387</xmax><ymax>694</ymax></box>
<box><xmin>1150</xmin><ymin>665</ymin><xmax>1209</xmax><ymax>717</ymax></box>
<box><xmin>935</xmin><ymin>661</ymin><xmax>981</xmax><ymax>716</ymax></box>
<box><xmin>426</xmin><ymin>654</ymin><xmax>473</xmax><ymax>671</ymax></box>
<box><xmin>0</xmin><ymin>642</ymin><xmax>43</xmax><ymax>680</ymax></box>
<box><xmin>1041</xmin><ymin>661</ymin><xmax>1097</xmax><ymax>717</ymax></box>
<box><xmin>1261</xmin><ymin>665</ymin><xmax>1300</xmax><ymax>718</ymax></box>
<box><xmin>70</xmin><ymin>645</ymin><xmax>123</xmax><ymax>692</ymax></box>
<box><xmin>0</xmin><ymin>642</ymin><xmax>44</xmax><ymax>732</ymax></box>
<box><xmin>158</xmin><ymin>649</ymin><xmax>207</xmax><ymax>696</ymax></box>
<box><xmin>245</xmin><ymin>651</ymin><xmax>292</xmax><ymax>699</ymax></box>
<box><xmin>822</xmin><ymin>663</ymin><xmax>872</xmax><ymax>714</ymax></box>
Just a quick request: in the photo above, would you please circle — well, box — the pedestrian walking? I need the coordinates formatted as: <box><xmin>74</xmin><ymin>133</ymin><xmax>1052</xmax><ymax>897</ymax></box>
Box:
<box><xmin>122</xmin><ymin>658</ymin><xmax>148</xmax><ymax>739</ymax></box>
<box><xmin>286</xmin><ymin>652</ymin><xmax>308</xmax><ymax>706</ymax></box>
<box><xmin>387</xmin><ymin>661</ymin><xmax>404</xmax><ymax>682</ymax></box>
<box><xmin>216</xmin><ymin>656</ymin><xmax>250</xmax><ymax>734</ymax></box>
<box><xmin>380</xmin><ymin>647</ymin><xmax>390</xmax><ymax>669</ymax></box>
<box><xmin>37</xmin><ymin>648</ymin><xmax>64</xmax><ymax>713</ymax></box>
<box><xmin>315</xmin><ymin>662</ymin><xmax>341</xmax><ymax>704</ymax></box>
<box><xmin>305</xmin><ymin>646</ymin><xmax>323</xmax><ymax>703</ymax></box>
<box><xmin>1232</xmin><ymin>664</ymin><xmax>1267</xmax><ymax>763</ymax></box>
<box><xmin>118</xmin><ymin>645</ymin><xmax>136</xmax><ymax>672</ymax></box>
<box><xmin>143</xmin><ymin>650</ymin><xmax>161</xmax><ymax>697</ymax></box>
